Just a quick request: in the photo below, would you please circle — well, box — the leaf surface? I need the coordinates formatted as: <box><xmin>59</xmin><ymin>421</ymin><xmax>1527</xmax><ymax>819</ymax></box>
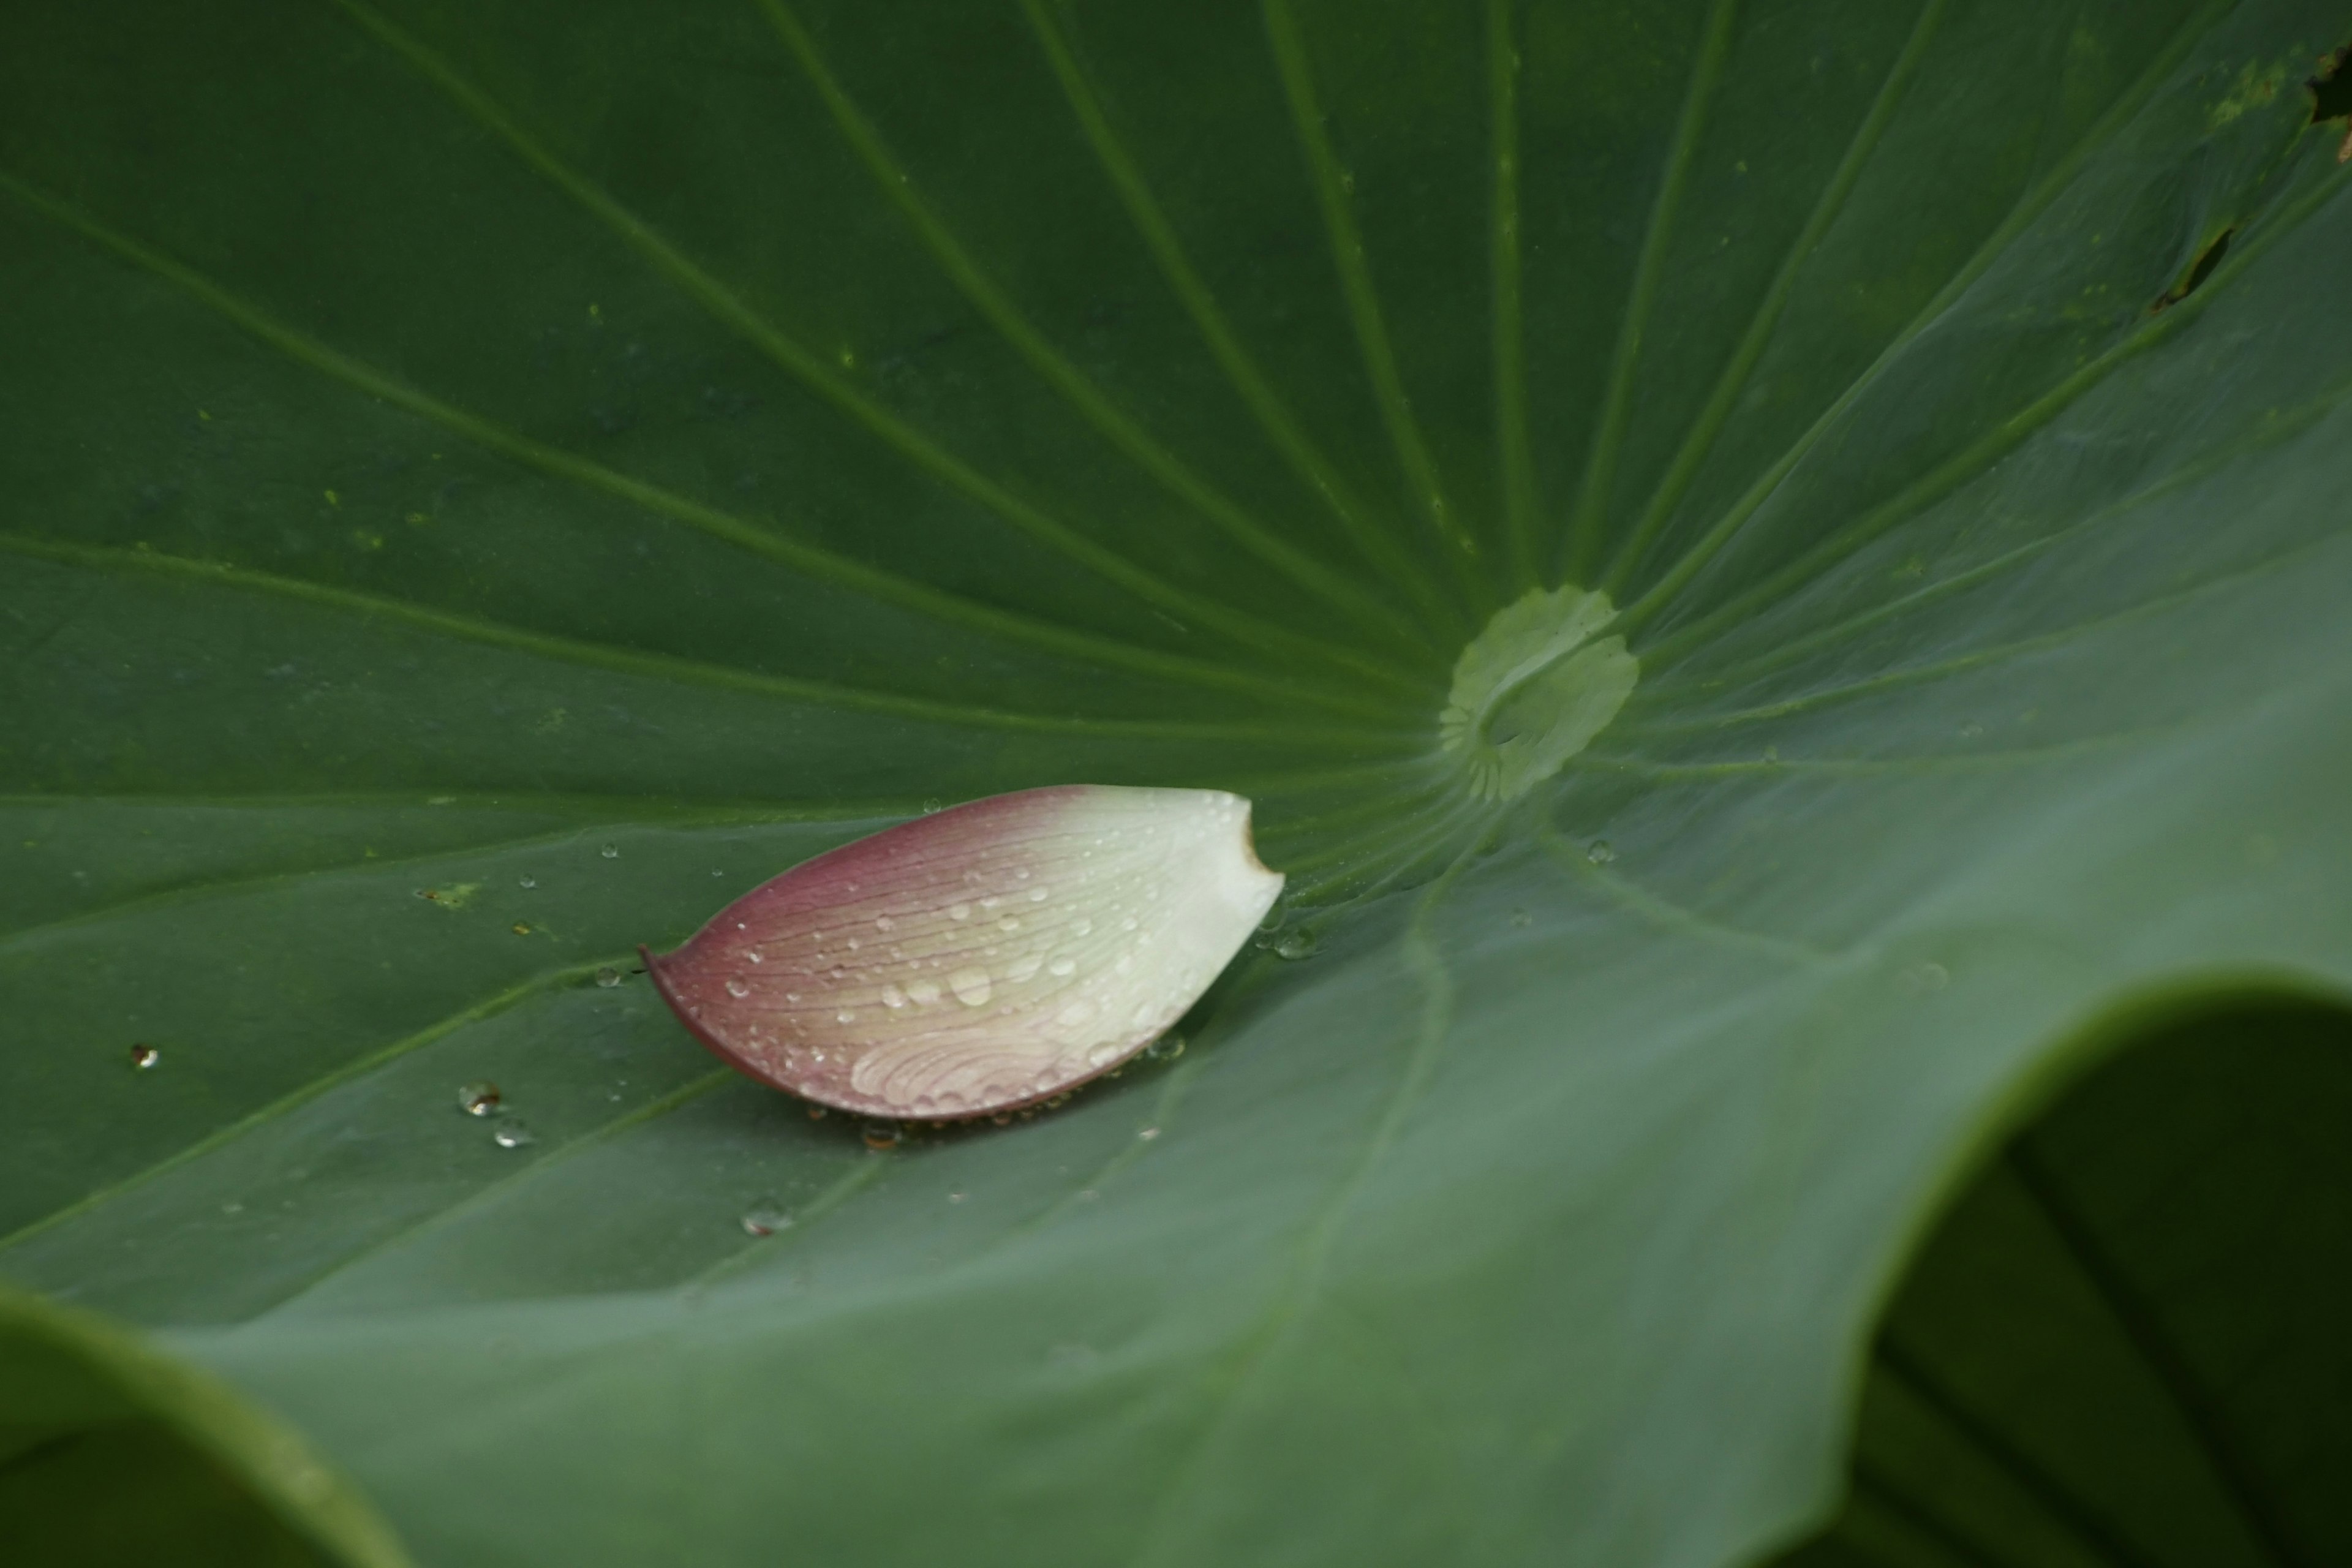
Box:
<box><xmin>3</xmin><ymin>2</ymin><xmax>2350</xmax><ymax>1564</ymax></box>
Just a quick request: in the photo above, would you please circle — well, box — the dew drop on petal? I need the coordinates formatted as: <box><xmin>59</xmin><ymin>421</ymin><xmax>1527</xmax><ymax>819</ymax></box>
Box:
<box><xmin>949</xmin><ymin>968</ymin><xmax>993</xmax><ymax>1007</ymax></box>
<box><xmin>725</xmin><ymin>978</ymin><xmax>752</xmax><ymax>999</ymax></box>
<box><xmin>875</xmin><ymin>916</ymin><xmax>895</xmax><ymax>933</ymax></box>
<box><xmin>882</xmin><ymin>984</ymin><xmax>907</xmax><ymax>1009</ymax></box>
<box><xmin>837</xmin><ymin>1009</ymin><xmax>856</xmax><ymax>1024</ymax></box>
<box><xmin>1049</xmin><ymin>957</ymin><xmax>1076</xmax><ymax>978</ymax></box>
<box><xmin>908</xmin><ymin>981</ymin><xmax>941</xmax><ymax>1006</ymax></box>
<box><xmin>1007</xmin><ymin>954</ymin><xmax>1042</xmax><ymax>984</ymax></box>
<box><xmin>949</xmin><ymin>903</ymin><xmax>971</xmax><ymax>922</ymax></box>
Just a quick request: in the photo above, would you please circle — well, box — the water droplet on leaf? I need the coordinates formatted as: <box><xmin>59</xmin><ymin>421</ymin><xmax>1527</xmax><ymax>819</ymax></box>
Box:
<box><xmin>458</xmin><ymin>1082</ymin><xmax>501</xmax><ymax>1117</ymax></box>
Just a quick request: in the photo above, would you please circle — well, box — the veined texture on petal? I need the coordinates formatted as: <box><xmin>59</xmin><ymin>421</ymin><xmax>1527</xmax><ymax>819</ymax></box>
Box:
<box><xmin>645</xmin><ymin>787</ymin><xmax>1284</xmax><ymax>1120</ymax></box>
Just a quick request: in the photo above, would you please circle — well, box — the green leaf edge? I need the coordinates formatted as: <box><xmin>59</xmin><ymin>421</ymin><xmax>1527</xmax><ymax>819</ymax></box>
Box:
<box><xmin>0</xmin><ymin>1281</ymin><xmax>417</xmax><ymax>1568</ymax></box>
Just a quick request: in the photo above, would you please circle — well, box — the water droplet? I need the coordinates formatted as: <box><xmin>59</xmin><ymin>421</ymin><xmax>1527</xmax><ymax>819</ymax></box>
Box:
<box><xmin>1586</xmin><ymin>840</ymin><xmax>1615</xmax><ymax>865</ymax></box>
<box><xmin>458</xmin><ymin>1081</ymin><xmax>501</xmax><ymax>1116</ymax></box>
<box><xmin>862</xmin><ymin>1121</ymin><xmax>902</xmax><ymax>1152</ymax></box>
<box><xmin>740</xmin><ymin>1199</ymin><xmax>793</xmax><ymax>1237</ymax></box>
<box><xmin>511</xmin><ymin>921</ymin><xmax>532</xmax><ymax>936</ymax></box>
<box><xmin>908</xmin><ymin>981</ymin><xmax>941</xmax><ymax>1006</ymax></box>
<box><xmin>1138</xmin><ymin>1126</ymin><xmax>1160</xmax><ymax>1140</ymax></box>
<box><xmin>1510</xmin><ymin>909</ymin><xmax>1533</xmax><ymax>928</ymax></box>
<box><xmin>875</xmin><ymin>915</ymin><xmax>895</xmax><ymax>933</ymax></box>
<box><xmin>1121</xmin><ymin>916</ymin><xmax>1138</xmax><ymax>932</ymax></box>
<box><xmin>1762</xmin><ymin>746</ymin><xmax>1781</xmax><ymax>765</ymax></box>
<box><xmin>1273</xmin><ymin>929</ymin><xmax>1319</xmax><ymax>961</ymax></box>
<box><xmin>922</xmin><ymin>798</ymin><xmax>943</xmax><ymax>814</ymax></box>
<box><xmin>1144</xmin><ymin>1035</ymin><xmax>1185</xmax><ymax>1061</ymax></box>
<box><xmin>997</xmin><ymin>916</ymin><xmax>1020</xmax><ymax>933</ymax></box>
<box><xmin>1014</xmin><ymin>869</ymin><xmax>1030</xmax><ymax>881</ymax></box>
<box><xmin>1049</xmin><ymin>957</ymin><xmax>1076</xmax><ymax>978</ymax></box>
<box><xmin>1007</xmin><ymin>953</ymin><xmax>1042</xmax><ymax>983</ymax></box>
<box><xmin>725</xmin><ymin>978</ymin><xmax>752</xmax><ymax>999</ymax></box>
<box><xmin>492</xmin><ymin>1120</ymin><xmax>537</xmax><ymax>1149</ymax></box>
<box><xmin>1029</xmin><ymin>887</ymin><xmax>1049</xmax><ymax>902</ymax></box>
<box><xmin>518</xmin><ymin>875</ymin><xmax>537</xmax><ymax>889</ymax></box>
<box><xmin>1902</xmin><ymin>962</ymin><xmax>1951</xmax><ymax>995</ymax></box>
<box><xmin>1072</xmin><ymin>916</ymin><xmax>1094</xmax><ymax>937</ymax></box>
<box><xmin>128</xmin><ymin>1043</ymin><xmax>160</xmax><ymax>1071</ymax></box>
<box><xmin>836</xmin><ymin>1008</ymin><xmax>856</xmax><ymax>1024</ymax></box>
<box><xmin>805</xmin><ymin>1105</ymin><xmax>828</xmax><ymax>1120</ymax></box>
<box><xmin>948</xmin><ymin>1190</ymin><xmax>967</xmax><ymax>1204</ymax></box>
<box><xmin>950</xmin><ymin>903</ymin><xmax>972</xmax><ymax>921</ymax></box>
<box><xmin>595</xmin><ymin>967</ymin><xmax>622</xmax><ymax>988</ymax></box>
<box><xmin>600</xmin><ymin>843</ymin><xmax>619</xmax><ymax>859</ymax></box>
<box><xmin>882</xmin><ymin>984</ymin><xmax>908</xmax><ymax>1009</ymax></box>
<box><xmin>1057</xmin><ymin>999</ymin><xmax>1096</xmax><ymax>1027</ymax></box>
<box><xmin>949</xmin><ymin>967</ymin><xmax>993</xmax><ymax>1007</ymax></box>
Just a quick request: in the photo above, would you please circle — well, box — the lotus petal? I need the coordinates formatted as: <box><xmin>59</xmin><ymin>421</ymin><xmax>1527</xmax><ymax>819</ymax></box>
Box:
<box><xmin>645</xmin><ymin>786</ymin><xmax>1283</xmax><ymax>1120</ymax></box>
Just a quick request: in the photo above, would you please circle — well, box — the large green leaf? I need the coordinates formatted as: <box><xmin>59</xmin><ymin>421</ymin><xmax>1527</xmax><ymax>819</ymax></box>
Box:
<box><xmin>4</xmin><ymin>1</ymin><xmax>2348</xmax><ymax>1564</ymax></box>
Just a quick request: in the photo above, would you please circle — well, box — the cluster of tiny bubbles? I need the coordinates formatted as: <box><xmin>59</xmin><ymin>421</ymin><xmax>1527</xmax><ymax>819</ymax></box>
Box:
<box><xmin>1586</xmin><ymin>839</ymin><xmax>1615</xmax><ymax>865</ymax></box>
<box><xmin>600</xmin><ymin>843</ymin><xmax>620</xmax><ymax>860</ymax></box>
<box><xmin>862</xmin><ymin>1120</ymin><xmax>903</xmax><ymax>1152</ymax></box>
<box><xmin>595</xmin><ymin>966</ymin><xmax>622</xmax><ymax>989</ymax></box>
<box><xmin>492</xmin><ymin>1121</ymin><xmax>538</xmax><ymax>1150</ymax></box>
<box><xmin>739</xmin><ymin>1197</ymin><xmax>793</xmax><ymax>1237</ymax></box>
<box><xmin>128</xmin><ymin>1043</ymin><xmax>161</xmax><ymax>1071</ymax></box>
<box><xmin>458</xmin><ymin>1081</ymin><xmax>502</xmax><ymax>1117</ymax></box>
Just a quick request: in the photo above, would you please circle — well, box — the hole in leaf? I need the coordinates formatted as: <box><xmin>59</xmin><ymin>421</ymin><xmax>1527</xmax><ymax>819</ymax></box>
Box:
<box><xmin>1768</xmin><ymin>997</ymin><xmax>2352</xmax><ymax>1567</ymax></box>
<box><xmin>2151</xmin><ymin>227</ymin><xmax>2233</xmax><ymax>312</ymax></box>
<box><xmin>2310</xmin><ymin>44</ymin><xmax>2352</xmax><ymax>162</ymax></box>
<box><xmin>2309</xmin><ymin>45</ymin><xmax>2352</xmax><ymax>124</ymax></box>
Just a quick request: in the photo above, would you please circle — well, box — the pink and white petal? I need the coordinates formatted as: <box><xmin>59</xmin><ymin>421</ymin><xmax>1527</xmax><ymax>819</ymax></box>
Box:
<box><xmin>645</xmin><ymin>786</ymin><xmax>1283</xmax><ymax>1120</ymax></box>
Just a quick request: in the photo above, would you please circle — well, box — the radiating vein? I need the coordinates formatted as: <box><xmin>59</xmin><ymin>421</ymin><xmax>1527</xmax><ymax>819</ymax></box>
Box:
<box><xmin>0</xmin><ymin>958</ymin><xmax>627</xmax><ymax>1254</ymax></box>
<box><xmin>1558</xmin><ymin>0</ymin><xmax>1740</xmax><ymax>584</ymax></box>
<box><xmin>0</xmin><ymin>170</ymin><xmax>1405</xmax><ymax>720</ymax></box>
<box><xmin>688</xmin><ymin>1158</ymin><xmax>889</xmax><ymax>1292</ymax></box>
<box><xmin>1849</xmin><ymin>1462</ymin><xmax>2013</xmax><ymax>1568</ymax></box>
<box><xmin>0</xmin><ymin>532</ymin><xmax>1412</xmax><ymax>747</ymax></box>
<box><xmin>1488</xmin><ymin>0</ymin><xmax>1539</xmax><ymax>593</ymax></box>
<box><xmin>1874</xmin><ymin>1336</ymin><xmax>2162</xmax><ymax>1568</ymax></box>
<box><xmin>1536</xmin><ymin>823</ymin><xmax>1836</xmax><ymax>965</ymax></box>
<box><xmin>985</xmin><ymin>1054</ymin><xmax>1206</xmax><ymax>1254</ymax></box>
<box><xmin>258</xmin><ymin>1070</ymin><xmax>737</xmax><ymax>1316</ymax></box>
<box><xmin>1018</xmin><ymin>0</ymin><xmax>1465</xmax><ymax>643</ymax></box>
<box><xmin>1629</xmin><ymin>155</ymin><xmax>2352</xmax><ymax>666</ymax></box>
<box><xmin>326</xmin><ymin>0</ymin><xmax>1422</xmax><ymax>698</ymax></box>
<box><xmin>2008</xmin><ymin>1140</ymin><xmax>2313</xmax><ymax>1568</ymax></box>
<box><xmin>1612</xmin><ymin>0</ymin><xmax>2244</xmax><ymax>645</ymax></box>
<box><xmin>1599</xmin><ymin>0</ymin><xmax>1945</xmax><ymax>596</ymax></box>
<box><xmin>1128</xmin><ymin>828</ymin><xmax>1488</xmax><ymax>1567</ymax></box>
<box><xmin>1630</xmin><ymin>369</ymin><xmax>2352</xmax><ymax>702</ymax></box>
<box><xmin>1576</xmin><ymin>727</ymin><xmax>2173</xmax><ymax>782</ymax></box>
<box><xmin>0</xmin><ymin>822</ymin><xmax>671</xmax><ymax>955</ymax></box>
<box><xmin>1263</xmin><ymin>0</ymin><xmax>1483</xmax><ymax>604</ymax></box>
<box><xmin>1620</xmin><ymin>526</ymin><xmax>2348</xmax><ymax>739</ymax></box>
<box><xmin>755</xmin><ymin>0</ymin><xmax>1433</xmax><ymax>664</ymax></box>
